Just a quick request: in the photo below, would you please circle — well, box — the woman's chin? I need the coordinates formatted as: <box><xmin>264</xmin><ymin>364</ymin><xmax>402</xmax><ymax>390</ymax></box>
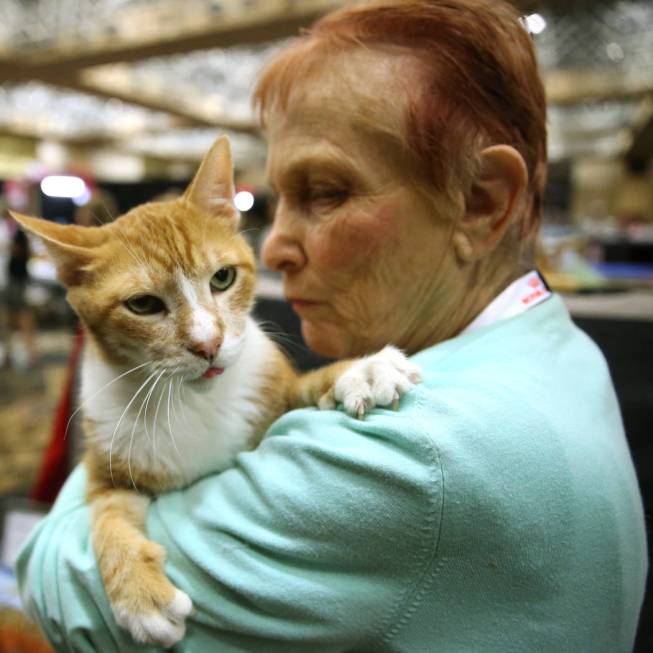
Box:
<box><xmin>301</xmin><ymin>320</ymin><xmax>369</xmax><ymax>360</ymax></box>
<box><xmin>301</xmin><ymin>321</ymin><xmax>348</xmax><ymax>359</ymax></box>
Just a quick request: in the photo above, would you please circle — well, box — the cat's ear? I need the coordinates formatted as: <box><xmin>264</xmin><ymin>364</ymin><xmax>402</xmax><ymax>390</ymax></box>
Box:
<box><xmin>10</xmin><ymin>212</ymin><xmax>104</xmax><ymax>287</ymax></box>
<box><xmin>183</xmin><ymin>135</ymin><xmax>239</xmax><ymax>225</ymax></box>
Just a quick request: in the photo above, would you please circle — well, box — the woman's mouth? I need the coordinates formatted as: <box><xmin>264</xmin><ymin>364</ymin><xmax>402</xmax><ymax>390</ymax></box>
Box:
<box><xmin>289</xmin><ymin>298</ymin><xmax>322</xmax><ymax>312</ymax></box>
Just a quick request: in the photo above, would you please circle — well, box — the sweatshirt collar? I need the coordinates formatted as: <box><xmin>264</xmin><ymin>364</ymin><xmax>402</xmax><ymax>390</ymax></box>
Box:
<box><xmin>461</xmin><ymin>270</ymin><xmax>552</xmax><ymax>335</ymax></box>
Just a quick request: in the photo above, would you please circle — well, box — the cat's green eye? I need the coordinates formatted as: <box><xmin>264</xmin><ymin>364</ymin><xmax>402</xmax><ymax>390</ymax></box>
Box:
<box><xmin>210</xmin><ymin>266</ymin><xmax>236</xmax><ymax>292</ymax></box>
<box><xmin>124</xmin><ymin>295</ymin><xmax>166</xmax><ymax>315</ymax></box>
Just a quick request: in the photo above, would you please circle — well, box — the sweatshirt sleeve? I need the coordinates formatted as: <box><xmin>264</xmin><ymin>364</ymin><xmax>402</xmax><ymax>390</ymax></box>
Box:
<box><xmin>16</xmin><ymin>400</ymin><xmax>442</xmax><ymax>652</ymax></box>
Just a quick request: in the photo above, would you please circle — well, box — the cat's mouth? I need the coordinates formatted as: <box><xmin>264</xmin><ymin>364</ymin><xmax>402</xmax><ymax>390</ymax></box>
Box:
<box><xmin>202</xmin><ymin>366</ymin><xmax>224</xmax><ymax>380</ymax></box>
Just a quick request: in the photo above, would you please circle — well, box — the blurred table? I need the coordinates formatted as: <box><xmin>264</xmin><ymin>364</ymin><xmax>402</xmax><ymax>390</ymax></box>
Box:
<box><xmin>562</xmin><ymin>290</ymin><xmax>653</xmax><ymax>321</ymax></box>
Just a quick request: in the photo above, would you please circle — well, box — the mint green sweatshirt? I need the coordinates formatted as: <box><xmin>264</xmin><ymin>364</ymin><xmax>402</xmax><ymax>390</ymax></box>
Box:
<box><xmin>17</xmin><ymin>295</ymin><xmax>647</xmax><ymax>652</ymax></box>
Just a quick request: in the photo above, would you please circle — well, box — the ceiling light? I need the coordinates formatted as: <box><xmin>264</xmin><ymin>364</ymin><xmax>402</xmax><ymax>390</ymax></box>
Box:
<box><xmin>41</xmin><ymin>175</ymin><xmax>87</xmax><ymax>199</ymax></box>
<box><xmin>234</xmin><ymin>191</ymin><xmax>254</xmax><ymax>212</ymax></box>
<box><xmin>72</xmin><ymin>188</ymin><xmax>92</xmax><ymax>206</ymax></box>
<box><xmin>606</xmin><ymin>42</ymin><xmax>624</xmax><ymax>62</ymax></box>
<box><xmin>525</xmin><ymin>13</ymin><xmax>547</xmax><ymax>35</ymax></box>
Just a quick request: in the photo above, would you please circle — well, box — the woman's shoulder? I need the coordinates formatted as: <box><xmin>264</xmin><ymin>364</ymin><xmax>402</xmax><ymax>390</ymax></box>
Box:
<box><xmin>416</xmin><ymin>295</ymin><xmax>599</xmax><ymax>371</ymax></box>
<box><xmin>412</xmin><ymin>294</ymin><xmax>615</xmax><ymax>423</ymax></box>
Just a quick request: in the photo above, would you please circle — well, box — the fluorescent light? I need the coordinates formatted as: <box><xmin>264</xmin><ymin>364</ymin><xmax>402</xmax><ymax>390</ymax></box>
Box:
<box><xmin>41</xmin><ymin>175</ymin><xmax>87</xmax><ymax>198</ymax></box>
<box><xmin>234</xmin><ymin>190</ymin><xmax>254</xmax><ymax>212</ymax></box>
<box><xmin>525</xmin><ymin>13</ymin><xmax>547</xmax><ymax>35</ymax></box>
<box><xmin>606</xmin><ymin>42</ymin><xmax>624</xmax><ymax>62</ymax></box>
<box><xmin>72</xmin><ymin>188</ymin><xmax>92</xmax><ymax>206</ymax></box>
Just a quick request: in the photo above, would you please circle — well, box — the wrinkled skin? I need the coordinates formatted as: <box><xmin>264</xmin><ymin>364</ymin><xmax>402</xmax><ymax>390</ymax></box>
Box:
<box><xmin>262</xmin><ymin>49</ymin><xmax>516</xmax><ymax>359</ymax></box>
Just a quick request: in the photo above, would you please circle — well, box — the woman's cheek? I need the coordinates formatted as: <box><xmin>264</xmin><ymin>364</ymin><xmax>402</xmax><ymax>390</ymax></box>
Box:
<box><xmin>311</xmin><ymin>201</ymin><xmax>401</xmax><ymax>271</ymax></box>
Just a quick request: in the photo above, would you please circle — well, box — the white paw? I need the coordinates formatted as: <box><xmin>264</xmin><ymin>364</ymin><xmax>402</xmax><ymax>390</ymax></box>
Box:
<box><xmin>114</xmin><ymin>589</ymin><xmax>193</xmax><ymax>648</ymax></box>
<box><xmin>333</xmin><ymin>346</ymin><xmax>422</xmax><ymax>419</ymax></box>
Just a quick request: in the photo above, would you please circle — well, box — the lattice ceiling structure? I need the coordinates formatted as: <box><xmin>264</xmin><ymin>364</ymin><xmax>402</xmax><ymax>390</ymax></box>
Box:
<box><xmin>1</xmin><ymin>0</ymin><xmax>653</xmax><ymax>177</ymax></box>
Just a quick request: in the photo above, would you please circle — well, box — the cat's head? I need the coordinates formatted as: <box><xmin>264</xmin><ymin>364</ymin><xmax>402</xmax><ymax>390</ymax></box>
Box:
<box><xmin>13</xmin><ymin>136</ymin><xmax>256</xmax><ymax>381</ymax></box>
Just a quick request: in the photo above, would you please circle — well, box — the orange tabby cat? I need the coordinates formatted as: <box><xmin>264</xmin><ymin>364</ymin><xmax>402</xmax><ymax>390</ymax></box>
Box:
<box><xmin>13</xmin><ymin>136</ymin><xmax>420</xmax><ymax>648</ymax></box>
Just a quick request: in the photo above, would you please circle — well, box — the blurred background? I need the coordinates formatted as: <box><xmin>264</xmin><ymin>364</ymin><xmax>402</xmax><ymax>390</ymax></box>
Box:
<box><xmin>0</xmin><ymin>0</ymin><xmax>651</xmax><ymax>650</ymax></box>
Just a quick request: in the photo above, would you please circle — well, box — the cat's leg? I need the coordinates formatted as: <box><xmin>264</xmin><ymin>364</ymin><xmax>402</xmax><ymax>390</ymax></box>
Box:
<box><xmin>87</xmin><ymin>477</ymin><xmax>192</xmax><ymax>648</ymax></box>
<box><xmin>291</xmin><ymin>360</ymin><xmax>351</xmax><ymax>410</ymax></box>
<box><xmin>293</xmin><ymin>345</ymin><xmax>422</xmax><ymax>419</ymax></box>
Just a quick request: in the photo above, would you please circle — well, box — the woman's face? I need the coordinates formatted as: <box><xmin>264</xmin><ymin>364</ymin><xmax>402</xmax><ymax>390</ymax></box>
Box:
<box><xmin>261</xmin><ymin>51</ymin><xmax>462</xmax><ymax>359</ymax></box>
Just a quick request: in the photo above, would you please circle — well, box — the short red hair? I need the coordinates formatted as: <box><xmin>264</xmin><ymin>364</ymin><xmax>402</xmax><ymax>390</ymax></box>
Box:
<box><xmin>254</xmin><ymin>0</ymin><xmax>547</xmax><ymax>233</ymax></box>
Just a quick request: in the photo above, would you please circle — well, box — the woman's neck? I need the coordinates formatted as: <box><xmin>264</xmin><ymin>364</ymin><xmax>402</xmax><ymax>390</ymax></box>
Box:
<box><xmin>401</xmin><ymin>260</ymin><xmax>523</xmax><ymax>355</ymax></box>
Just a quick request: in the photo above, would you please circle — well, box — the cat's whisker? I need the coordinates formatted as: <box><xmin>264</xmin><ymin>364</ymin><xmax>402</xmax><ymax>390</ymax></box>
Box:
<box><xmin>127</xmin><ymin>370</ymin><xmax>164</xmax><ymax>484</ymax></box>
<box><xmin>127</xmin><ymin>374</ymin><xmax>157</xmax><ymax>492</ymax></box>
<box><xmin>169</xmin><ymin>375</ymin><xmax>184</xmax><ymax>431</ymax></box>
<box><xmin>256</xmin><ymin>319</ymin><xmax>301</xmax><ymax>339</ymax></box>
<box><xmin>149</xmin><ymin>371</ymin><xmax>169</xmax><ymax>462</ymax></box>
<box><xmin>180</xmin><ymin>380</ymin><xmax>193</xmax><ymax>432</ymax></box>
<box><xmin>108</xmin><ymin>371</ymin><xmax>157</xmax><ymax>488</ymax></box>
<box><xmin>93</xmin><ymin>201</ymin><xmax>149</xmax><ymax>270</ymax></box>
<box><xmin>224</xmin><ymin>227</ymin><xmax>259</xmax><ymax>252</ymax></box>
<box><xmin>142</xmin><ymin>370</ymin><xmax>166</xmax><ymax>444</ymax></box>
<box><xmin>88</xmin><ymin>200</ymin><xmax>110</xmax><ymax>227</ymax></box>
<box><xmin>261</xmin><ymin>329</ymin><xmax>301</xmax><ymax>348</ymax></box>
<box><xmin>237</xmin><ymin>227</ymin><xmax>261</xmax><ymax>239</ymax></box>
<box><xmin>95</xmin><ymin>199</ymin><xmax>116</xmax><ymax>224</ymax></box>
<box><xmin>166</xmin><ymin>378</ymin><xmax>184</xmax><ymax>464</ymax></box>
<box><xmin>64</xmin><ymin>361</ymin><xmax>150</xmax><ymax>440</ymax></box>
<box><xmin>168</xmin><ymin>366</ymin><xmax>194</xmax><ymax>440</ymax></box>
<box><xmin>115</xmin><ymin>230</ymin><xmax>149</xmax><ymax>270</ymax></box>
<box><xmin>175</xmin><ymin>376</ymin><xmax>192</xmax><ymax>429</ymax></box>
<box><xmin>257</xmin><ymin>321</ymin><xmax>306</xmax><ymax>354</ymax></box>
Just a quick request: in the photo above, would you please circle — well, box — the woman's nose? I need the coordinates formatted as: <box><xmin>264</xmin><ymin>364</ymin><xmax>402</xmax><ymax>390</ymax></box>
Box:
<box><xmin>261</xmin><ymin>206</ymin><xmax>307</xmax><ymax>273</ymax></box>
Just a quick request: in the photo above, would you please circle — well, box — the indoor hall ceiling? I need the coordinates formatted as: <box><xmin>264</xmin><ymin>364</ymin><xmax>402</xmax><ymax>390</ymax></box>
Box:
<box><xmin>0</xmin><ymin>0</ymin><xmax>652</xmax><ymax>168</ymax></box>
<box><xmin>0</xmin><ymin>0</ymin><xmax>332</xmax><ymax>168</ymax></box>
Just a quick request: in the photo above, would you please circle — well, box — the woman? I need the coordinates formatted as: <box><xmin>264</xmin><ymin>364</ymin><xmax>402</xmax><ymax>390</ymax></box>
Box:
<box><xmin>17</xmin><ymin>1</ymin><xmax>647</xmax><ymax>651</ymax></box>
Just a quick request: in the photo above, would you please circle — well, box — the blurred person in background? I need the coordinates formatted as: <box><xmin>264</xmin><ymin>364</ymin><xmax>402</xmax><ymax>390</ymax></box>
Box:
<box><xmin>2</xmin><ymin>208</ymin><xmax>36</xmax><ymax>368</ymax></box>
<box><xmin>73</xmin><ymin>189</ymin><xmax>119</xmax><ymax>228</ymax></box>
<box><xmin>0</xmin><ymin>202</ymin><xmax>10</xmax><ymax>365</ymax></box>
<box><xmin>16</xmin><ymin>1</ymin><xmax>647</xmax><ymax>652</ymax></box>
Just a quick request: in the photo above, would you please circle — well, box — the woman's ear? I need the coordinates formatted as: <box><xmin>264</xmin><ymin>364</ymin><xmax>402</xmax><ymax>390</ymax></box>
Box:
<box><xmin>183</xmin><ymin>135</ymin><xmax>240</xmax><ymax>227</ymax></box>
<box><xmin>10</xmin><ymin>212</ymin><xmax>103</xmax><ymax>287</ymax></box>
<box><xmin>452</xmin><ymin>145</ymin><xmax>528</xmax><ymax>263</ymax></box>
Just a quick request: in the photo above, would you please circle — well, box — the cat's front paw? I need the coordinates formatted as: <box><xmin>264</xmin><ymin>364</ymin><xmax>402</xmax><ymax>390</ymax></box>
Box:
<box><xmin>328</xmin><ymin>345</ymin><xmax>422</xmax><ymax>419</ymax></box>
<box><xmin>109</xmin><ymin>541</ymin><xmax>193</xmax><ymax>648</ymax></box>
<box><xmin>114</xmin><ymin>587</ymin><xmax>192</xmax><ymax>648</ymax></box>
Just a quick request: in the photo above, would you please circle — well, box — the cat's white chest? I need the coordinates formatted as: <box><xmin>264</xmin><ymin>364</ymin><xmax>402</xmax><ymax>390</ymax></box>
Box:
<box><xmin>80</xmin><ymin>320</ymin><xmax>277</xmax><ymax>487</ymax></box>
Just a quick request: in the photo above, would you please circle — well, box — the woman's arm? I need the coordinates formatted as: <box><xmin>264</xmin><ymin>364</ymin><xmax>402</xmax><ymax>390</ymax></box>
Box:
<box><xmin>17</xmin><ymin>401</ymin><xmax>442</xmax><ymax>652</ymax></box>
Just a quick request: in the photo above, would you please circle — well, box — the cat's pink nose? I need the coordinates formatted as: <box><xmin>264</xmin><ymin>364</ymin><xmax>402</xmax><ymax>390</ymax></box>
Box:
<box><xmin>188</xmin><ymin>337</ymin><xmax>221</xmax><ymax>361</ymax></box>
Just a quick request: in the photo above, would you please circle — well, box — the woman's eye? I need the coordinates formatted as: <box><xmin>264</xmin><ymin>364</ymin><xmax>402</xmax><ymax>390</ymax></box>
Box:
<box><xmin>210</xmin><ymin>266</ymin><xmax>237</xmax><ymax>292</ymax></box>
<box><xmin>124</xmin><ymin>295</ymin><xmax>166</xmax><ymax>315</ymax></box>
<box><xmin>306</xmin><ymin>186</ymin><xmax>349</xmax><ymax>208</ymax></box>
